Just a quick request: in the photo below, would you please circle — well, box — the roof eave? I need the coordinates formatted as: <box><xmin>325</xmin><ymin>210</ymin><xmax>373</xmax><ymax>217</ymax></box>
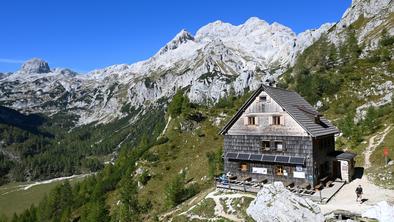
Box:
<box><xmin>218</xmin><ymin>85</ymin><xmax>265</xmax><ymax>135</ymax></box>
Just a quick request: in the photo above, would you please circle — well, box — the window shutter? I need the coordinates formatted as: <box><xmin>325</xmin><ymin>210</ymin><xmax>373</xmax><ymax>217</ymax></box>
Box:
<box><xmin>244</xmin><ymin>116</ymin><xmax>249</xmax><ymax>125</ymax></box>
<box><xmin>256</xmin><ymin>96</ymin><xmax>260</xmax><ymax>102</ymax></box>
<box><xmin>255</xmin><ymin>116</ymin><xmax>259</xmax><ymax>125</ymax></box>
<box><xmin>266</xmin><ymin>96</ymin><xmax>271</xmax><ymax>103</ymax></box>
<box><xmin>280</xmin><ymin>116</ymin><xmax>285</xmax><ymax>125</ymax></box>
<box><xmin>268</xmin><ymin>116</ymin><xmax>273</xmax><ymax>125</ymax></box>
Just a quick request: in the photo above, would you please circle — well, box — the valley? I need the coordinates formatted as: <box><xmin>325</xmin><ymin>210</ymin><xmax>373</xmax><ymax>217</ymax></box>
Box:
<box><xmin>0</xmin><ymin>174</ymin><xmax>89</xmax><ymax>218</ymax></box>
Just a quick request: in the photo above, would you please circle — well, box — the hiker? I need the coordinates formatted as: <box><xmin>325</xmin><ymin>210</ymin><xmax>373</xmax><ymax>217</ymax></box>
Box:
<box><xmin>355</xmin><ymin>185</ymin><xmax>363</xmax><ymax>202</ymax></box>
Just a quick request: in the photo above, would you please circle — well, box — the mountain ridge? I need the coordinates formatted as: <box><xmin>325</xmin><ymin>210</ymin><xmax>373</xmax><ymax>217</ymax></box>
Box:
<box><xmin>0</xmin><ymin>17</ymin><xmax>333</xmax><ymax>125</ymax></box>
<box><xmin>0</xmin><ymin>0</ymin><xmax>392</xmax><ymax>127</ymax></box>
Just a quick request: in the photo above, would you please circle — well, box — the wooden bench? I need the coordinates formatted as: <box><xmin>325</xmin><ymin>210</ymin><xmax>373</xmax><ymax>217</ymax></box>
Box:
<box><xmin>257</xmin><ymin>178</ymin><xmax>268</xmax><ymax>184</ymax></box>
<box><xmin>228</xmin><ymin>175</ymin><xmax>237</xmax><ymax>180</ymax></box>
<box><xmin>241</xmin><ymin>176</ymin><xmax>252</xmax><ymax>182</ymax></box>
<box><xmin>300</xmin><ymin>182</ymin><xmax>311</xmax><ymax>190</ymax></box>
<box><xmin>314</xmin><ymin>183</ymin><xmax>323</xmax><ymax>190</ymax></box>
<box><xmin>229</xmin><ymin>179</ymin><xmax>237</xmax><ymax>184</ymax></box>
<box><xmin>284</xmin><ymin>181</ymin><xmax>295</xmax><ymax>188</ymax></box>
<box><xmin>303</xmin><ymin>190</ymin><xmax>315</xmax><ymax>195</ymax></box>
<box><xmin>319</xmin><ymin>176</ymin><xmax>330</xmax><ymax>186</ymax></box>
<box><xmin>252</xmin><ymin>183</ymin><xmax>260</xmax><ymax>188</ymax></box>
<box><xmin>326</xmin><ymin>180</ymin><xmax>334</xmax><ymax>187</ymax></box>
<box><xmin>319</xmin><ymin>176</ymin><xmax>329</xmax><ymax>182</ymax></box>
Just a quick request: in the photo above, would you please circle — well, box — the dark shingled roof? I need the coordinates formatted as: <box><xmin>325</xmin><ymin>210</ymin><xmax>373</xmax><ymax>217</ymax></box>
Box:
<box><xmin>328</xmin><ymin>151</ymin><xmax>357</xmax><ymax>161</ymax></box>
<box><xmin>219</xmin><ymin>84</ymin><xmax>340</xmax><ymax>137</ymax></box>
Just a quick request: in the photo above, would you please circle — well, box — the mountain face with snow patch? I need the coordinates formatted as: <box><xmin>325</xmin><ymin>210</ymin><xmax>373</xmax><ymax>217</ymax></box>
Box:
<box><xmin>0</xmin><ymin>0</ymin><xmax>392</xmax><ymax>126</ymax></box>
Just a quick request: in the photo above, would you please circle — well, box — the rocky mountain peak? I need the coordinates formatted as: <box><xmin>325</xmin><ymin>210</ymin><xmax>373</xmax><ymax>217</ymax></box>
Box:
<box><xmin>195</xmin><ymin>20</ymin><xmax>237</xmax><ymax>41</ymax></box>
<box><xmin>158</xmin><ymin>29</ymin><xmax>194</xmax><ymax>55</ymax></box>
<box><xmin>20</xmin><ymin>58</ymin><xmax>50</xmax><ymax>74</ymax></box>
<box><xmin>242</xmin><ymin>17</ymin><xmax>269</xmax><ymax>30</ymax></box>
<box><xmin>339</xmin><ymin>0</ymin><xmax>392</xmax><ymax>28</ymax></box>
<box><xmin>326</xmin><ymin>0</ymin><xmax>392</xmax><ymax>47</ymax></box>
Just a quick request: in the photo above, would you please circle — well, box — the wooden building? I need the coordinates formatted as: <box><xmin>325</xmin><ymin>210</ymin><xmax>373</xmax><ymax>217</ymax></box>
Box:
<box><xmin>219</xmin><ymin>85</ymin><xmax>356</xmax><ymax>187</ymax></box>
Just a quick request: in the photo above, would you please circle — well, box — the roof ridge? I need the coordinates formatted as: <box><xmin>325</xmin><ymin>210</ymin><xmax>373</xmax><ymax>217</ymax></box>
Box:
<box><xmin>261</xmin><ymin>84</ymin><xmax>295</xmax><ymax>93</ymax></box>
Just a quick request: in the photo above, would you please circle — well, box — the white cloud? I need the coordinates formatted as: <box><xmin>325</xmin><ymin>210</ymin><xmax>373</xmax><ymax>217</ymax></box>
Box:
<box><xmin>0</xmin><ymin>58</ymin><xmax>25</xmax><ymax>64</ymax></box>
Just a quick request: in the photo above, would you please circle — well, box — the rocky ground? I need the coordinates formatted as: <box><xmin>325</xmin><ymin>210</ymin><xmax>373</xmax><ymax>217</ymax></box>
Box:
<box><xmin>247</xmin><ymin>182</ymin><xmax>324</xmax><ymax>222</ymax></box>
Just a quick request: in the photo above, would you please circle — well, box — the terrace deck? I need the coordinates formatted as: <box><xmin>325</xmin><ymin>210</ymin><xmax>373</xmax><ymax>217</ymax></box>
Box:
<box><xmin>215</xmin><ymin>178</ymin><xmax>346</xmax><ymax>204</ymax></box>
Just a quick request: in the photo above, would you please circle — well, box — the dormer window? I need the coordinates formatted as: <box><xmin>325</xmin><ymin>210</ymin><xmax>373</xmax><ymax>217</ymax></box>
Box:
<box><xmin>315</xmin><ymin>115</ymin><xmax>322</xmax><ymax>124</ymax></box>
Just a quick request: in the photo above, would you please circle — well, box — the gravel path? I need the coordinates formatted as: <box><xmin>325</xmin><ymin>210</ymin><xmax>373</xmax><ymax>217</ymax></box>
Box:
<box><xmin>364</xmin><ymin>125</ymin><xmax>392</xmax><ymax>168</ymax></box>
<box><xmin>205</xmin><ymin>190</ymin><xmax>256</xmax><ymax>222</ymax></box>
<box><xmin>319</xmin><ymin>176</ymin><xmax>394</xmax><ymax>214</ymax></box>
<box><xmin>320</xmin><ymin>125</ymin><xmax>394</xmax><ymax>214</ymax></box>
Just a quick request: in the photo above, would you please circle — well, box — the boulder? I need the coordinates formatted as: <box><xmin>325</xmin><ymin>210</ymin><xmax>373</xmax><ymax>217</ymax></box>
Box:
<box><xmin>247</xmin><ymin>182</ymin><xmax>324</xmax><ymax>222</ymax></box>
<box><xmin>362</xmin><ymin>201</ymin><xmax>394</xmax><ymax>222</ymax></box>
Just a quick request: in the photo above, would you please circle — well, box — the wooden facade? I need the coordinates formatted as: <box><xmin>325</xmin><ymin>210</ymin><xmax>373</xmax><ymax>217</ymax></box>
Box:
<box><xmin>219</xmin><ymin>85</ymin><xmax>352</xmax><ymax>187</ymax></box>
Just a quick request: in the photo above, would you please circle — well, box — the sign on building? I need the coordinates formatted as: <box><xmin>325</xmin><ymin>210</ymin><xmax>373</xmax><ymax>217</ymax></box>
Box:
<box><xmin>293</xmin><ymin>171</ymin><xmax>305</xmax><ymax>178</ymax></box>
<box><xmin>252</xmin><ymin>167</ymin><xmax>267</xmax><ymax>174</ymax></box>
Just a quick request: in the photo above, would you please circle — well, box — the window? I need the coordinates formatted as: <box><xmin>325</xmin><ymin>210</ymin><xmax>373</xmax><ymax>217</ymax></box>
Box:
<box><xmin>248</xmin><ymin>116</ymin><xmax>256</xmax><ymax>125</ymax></box>
<box><xmin>261</xmin><ymin>140</ymin><xmax>270</xmax><ymax>151</ymax></box>
<box><xmin>275</xmin><ymin>166</ymin><xmax>284</xmax><ymax>176</ymax></box>
<box><xmin>259</xmin><ymin>96</ymin><xmax>267</xmax><ymax>102</ymax></box>
<box><xmin>273</xmin><ymin>116</ymin><xmax>281</xmax><ymax>125</ymax></box>
<box><xmin>275</xmin><ymin>141</ymin><xmax>284</xmax><ymax>151</ymax></box>
<box><xmin>240</xmin><ymin>163</ymin><xmax>249</xmax><ymax>172</ymax></box>
<box><xmin>244</xmin><ymin>116</ymin><xmax>258</xmax><ymax>126</ymax></box>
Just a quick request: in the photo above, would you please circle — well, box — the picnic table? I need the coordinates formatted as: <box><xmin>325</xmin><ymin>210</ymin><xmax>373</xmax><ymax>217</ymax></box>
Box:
<box><xmin>240</xmin><ymin>176</ymin><xmax>252</xmax><ymax>182</ymax></box>
<box><xmin>228</xmin><ymin>175</ymin><xmax>237</xmax><ymax>180</ymax></box>
<box><xmin>284</xmin><ymin>181</ymin><xmax>294</xmax><ymax>188</ymax></box>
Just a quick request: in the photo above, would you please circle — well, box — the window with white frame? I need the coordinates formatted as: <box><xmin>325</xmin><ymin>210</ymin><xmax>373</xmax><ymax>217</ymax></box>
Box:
<box><xmin>275</xmin><ymin>141</ymin><xmax>284</xmax><ymax>151</ymax></box>
<box><xmin>273</xmin><ymin>116</ymin><xmax>281</xmax><ymax>125</ymax></box>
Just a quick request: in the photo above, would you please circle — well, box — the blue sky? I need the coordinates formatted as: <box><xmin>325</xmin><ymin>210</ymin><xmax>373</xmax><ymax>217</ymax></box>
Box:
<box><xmin>0</xmin><ymin>0</ymin><xmax>350</xmax><ymax>73</ymax></box>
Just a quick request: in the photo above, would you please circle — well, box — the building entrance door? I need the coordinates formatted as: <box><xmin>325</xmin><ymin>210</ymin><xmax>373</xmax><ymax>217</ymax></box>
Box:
<box><xmin>332</xmin><ymin>160</ymin><xmax>341</xmax><ymax>179</ymax></box>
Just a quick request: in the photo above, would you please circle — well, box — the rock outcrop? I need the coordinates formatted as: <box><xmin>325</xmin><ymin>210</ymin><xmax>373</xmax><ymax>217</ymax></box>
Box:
<box><xmin>247</xmin><ymin>182</ymin><xmax>324</xmax><ymax>222</ymax></box>
<box><xmin>20</xmin><ymin>58</ymin><xmax>50</xmax><ymax>74</ymax></box>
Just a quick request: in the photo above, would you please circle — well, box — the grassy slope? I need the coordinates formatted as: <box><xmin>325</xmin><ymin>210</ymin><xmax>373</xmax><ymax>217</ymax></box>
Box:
<box><xmin>137</xmin><ymin>116</ymin><xmax>223</xmax><ymax>212</ymax></box>
<box><xmin>279</xmin><ymin>23</ymin><xmax>394</xmax><ymax>167</ymax></box>
<box><xmin>103</xmin><ymin>93</ymin><xmax>252</xmax><ymax>219</ymax></box>
<box><xmin>368</xmin><ymin>127</ymin><xmax>394</xmax><ymax>188</ymax></box>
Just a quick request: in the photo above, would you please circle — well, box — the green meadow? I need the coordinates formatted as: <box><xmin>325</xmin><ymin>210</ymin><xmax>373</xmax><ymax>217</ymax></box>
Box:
<box><xmin>0</xmin><ymin>175</ymin><xmax>88</xmax><ymax>218</ymax></box>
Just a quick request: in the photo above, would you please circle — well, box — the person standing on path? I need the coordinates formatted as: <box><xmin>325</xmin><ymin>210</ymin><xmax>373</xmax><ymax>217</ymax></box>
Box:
<box><xmin>355</xmin><ymin>185</ymin><xmax>363</xmax><ymax>202</ymax></box>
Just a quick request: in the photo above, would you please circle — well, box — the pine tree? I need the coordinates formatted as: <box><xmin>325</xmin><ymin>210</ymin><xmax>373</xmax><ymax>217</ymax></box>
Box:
<box><xmin>119</xmin><ymin>174</ymin><xmax>140</xmax><ymax>221</ymax></box>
